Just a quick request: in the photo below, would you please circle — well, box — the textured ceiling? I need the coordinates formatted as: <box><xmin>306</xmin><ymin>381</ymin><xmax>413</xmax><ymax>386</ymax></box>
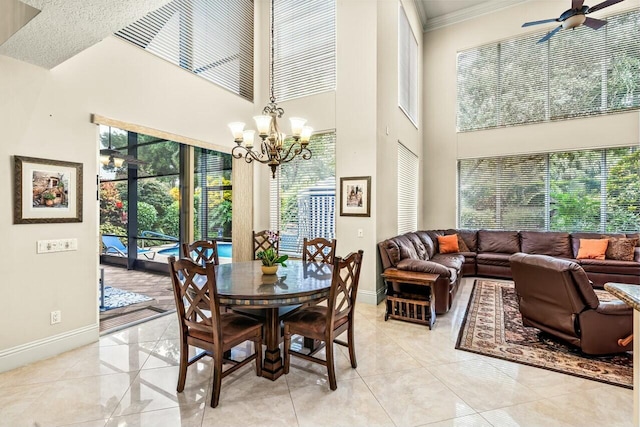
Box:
<box><xmin>0</xmin><ymin>0</ymin><xmax>171</xmax><ymax>69</ymax></box>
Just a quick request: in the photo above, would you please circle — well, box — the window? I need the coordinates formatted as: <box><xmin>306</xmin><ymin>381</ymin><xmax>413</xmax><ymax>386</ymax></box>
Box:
<box><xmin>398</xmin><ymin>4</ymin><xmax>419</xmax><ymax>125</ymax></box>
<box><xmin>273</xmin><ymin>0</ymin><xmax>336</xmax><ymax>101</ymax></box>
<box><xmin>457</xmin><ymin>8</ymin><xmax>640</xmax><ymax>131</ymax></box>
<box><xmin>458</xmin><ymin>146</ymin><xmax>640</xmax><ymax>232</ymax></box>
<box><xmin>115</xmin><ymin>0</ymin><xmax>254</xmax><ymax>100</ymax></box>
<box><xmin>397</xmin><ymin>142</ymin><xmax>419</xmax><ymax>234</ymax></box>
<box><xmin>270</xmin><ymin>132</ymin><xmax>336</xmax><ymax>257</ymax></box>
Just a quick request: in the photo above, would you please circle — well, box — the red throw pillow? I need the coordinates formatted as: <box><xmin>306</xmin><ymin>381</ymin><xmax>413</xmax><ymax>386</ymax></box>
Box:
<box><xmin>576</xmin><ymin>239</ymin><xmax>609</xmax><ymax>260</ymax></box>
<box><xmin>437</xmin><ymin>234</ymin><xmax>459</xmax><ymax>254</ymax></box>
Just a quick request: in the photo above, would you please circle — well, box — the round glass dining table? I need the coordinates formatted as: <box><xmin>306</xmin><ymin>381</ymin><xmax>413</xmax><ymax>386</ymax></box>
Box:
<box><xmin>215</xmin><ymin>259</ymin><xmax>334</xmax><ymax>380</ymax></box>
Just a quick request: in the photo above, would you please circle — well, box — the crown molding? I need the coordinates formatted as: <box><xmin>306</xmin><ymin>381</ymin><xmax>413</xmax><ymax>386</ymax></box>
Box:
<box><xmin>423</xmin><ymin>0</ymin><xmax>528</xmax><ymax>32</ymax></box>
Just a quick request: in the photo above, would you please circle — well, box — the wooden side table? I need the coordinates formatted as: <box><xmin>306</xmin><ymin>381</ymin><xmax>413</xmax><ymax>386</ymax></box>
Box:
<box><xmin>381</xmin><ymin>269</ymin><xmax>439</xmax><ymax>330</ymax></box>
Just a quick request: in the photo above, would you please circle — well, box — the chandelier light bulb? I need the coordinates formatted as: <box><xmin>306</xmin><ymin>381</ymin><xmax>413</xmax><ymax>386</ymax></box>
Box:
<box><xmin>228</xmin><ymin>122</ymin><xmax>245</xmax><ymax>142</ymax></box>
<box><xmin>254</xmin><ymin>115</ymin><xmax>272</xmax><ymax>136</ymax></box>
<box><xmin>113</xmin><ymin>157</ymin><xmax>125</xmax><ymax>168</ymax></box>
<box><xmin>100</xmin><ymin>154</ymin><xmax>111</xmax><ymax>166</ymax></box>
<box><xmin>300</xmin><ymin>126</ymin><xmax>313</xmax><ymax>144</ymax></box>
<box><xmin>289</xmin><ymin>117</ymin><xmax>306</xmax><ymax>137</ymax></box>
<box><xmin>243</xmin><ymin>130</ymin><xmax>255</xmax><ymax>148</ymax></box>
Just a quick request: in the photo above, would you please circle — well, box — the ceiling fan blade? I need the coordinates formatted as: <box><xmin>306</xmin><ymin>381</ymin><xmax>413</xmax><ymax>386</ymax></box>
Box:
<box><xmin>572</xmin><ymin>0</ymin><xmax>585</xmax><ymax>9</ymax></box>
<box><xmin>522</xmin><ymin>18</ymin><xmax>559</xmax><ymax>27</ymax></box>
<box><xmin>583</xmin><ymin>16</ymin><xmax>607</xmax><ymax>29</ymax></box>
<box><xmin>587</xmin><ymin>0</ymin><xmax>625</xmax><ymax>13</ymax></box>
<box><xmin>537</xmin><ymin>25</ymin><xmax>563</xmax><ymax>44</ymax></box>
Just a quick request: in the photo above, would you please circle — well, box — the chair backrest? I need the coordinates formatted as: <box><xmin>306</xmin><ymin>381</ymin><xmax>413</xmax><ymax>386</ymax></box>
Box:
<box><xmin>168</xmin><ymin>256</ymin><xmax>221</xmax><ymax>342</ymax></box>
<box><xmin>302</xmin><ymin>237</ymin><xmax>337</xmax><ymax>264</ymax></box>
<box><xmin>182</xmin><ymin>240</ymin><xmax>220</xmax><ymax>266</ymax></box>
<box><xmin>327</xmin><ymin>250</ymin><xmax>364</xmax><ymax>327</ymax></box>
<box><xmin>102</xmin><ymin>235</ymin><xmax>126</xmax><ymax>252</ymax></box>
<box><xmin>253</xmin><ymin>230</ymin><xmax>279</xmax><ymax>259</ymax></box>
<box><xmin>510</xmin><ymin>252</ymin><xmax>599</xmax><ymax>336</ymax></box>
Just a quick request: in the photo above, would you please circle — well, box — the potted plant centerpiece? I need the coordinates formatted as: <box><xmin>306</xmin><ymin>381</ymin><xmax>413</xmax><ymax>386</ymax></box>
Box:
<box><xmin>42</xmin><ymin>190</ymin><xmax>56</xmax><ymax>206</ymax></box>
<box><xmin>256</xmin><ymin>232</ymin><xmax>288</xmax><ymax>275</ymax></box>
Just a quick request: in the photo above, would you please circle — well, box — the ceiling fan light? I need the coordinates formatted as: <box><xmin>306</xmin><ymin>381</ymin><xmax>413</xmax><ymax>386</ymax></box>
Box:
<box><xmin>563</xmin><ymin>14</ymin><xmax>586</xmax><ymax>29</ymax></box>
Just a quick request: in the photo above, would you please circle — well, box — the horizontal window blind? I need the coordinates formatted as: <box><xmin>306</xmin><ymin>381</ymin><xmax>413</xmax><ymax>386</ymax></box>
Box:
<box><xmin>457</xmin><ymin>8</ymin><xmax>640</xmax><ymax>132</ymax></box>
<box><xmin>399</xmin><ymin>5</ymin><xmax>419</xmax><ymax>125</ymax></box>
<box><xmin>458</xmin><ymin>146</ymin><xmax>640</xmax><ymax>233</ymax></box>
<box><xmin>398</xmin><ymin>142</ymin><xmax>418</xmax><ymax>234</ymax></box>
<box><xmin>115</xmin><ymin>0</ymin><xmax>254</xmax><ymax>100</ymax></box>
<box><xmin>270</xmin><ymin>132</ymin><xmax>336</xmax><ymax>257</ymax></box>
<box><xmin>273</xmin><ymin>0</ymin><xmax>336</xmax><ymax>101</ymax></box>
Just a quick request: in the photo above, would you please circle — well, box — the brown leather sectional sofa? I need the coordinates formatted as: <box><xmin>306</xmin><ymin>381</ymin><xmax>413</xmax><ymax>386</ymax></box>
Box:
<box><xmin>378</xmin><ymin>229</ymin><xmax>640</xmax><ymax>314</ymax></box>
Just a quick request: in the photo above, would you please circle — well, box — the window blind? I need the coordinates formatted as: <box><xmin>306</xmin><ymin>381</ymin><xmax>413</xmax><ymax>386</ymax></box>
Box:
<box><xmin>269</xmin><ymin>132</ymin><xmax>336</xmax><ymax>257</ymax></box>
<box><xmin>458</xmin><ymin>146</ymin><xmax>639</xmax><ymax>232</ymax></box>
<box><xmin>399</xmin><ymin>5</ymin><xmax>419</xmax><ymax>125</ymax></box>
<box><xmin>273</xmin><ymin>0</ymin><xmax>336</xmax><ymax>101</ymax></box>
<box><xmin>115</xmin><ymin>0</ymin><xmax>254</xmax><ymax>100</ymax></box>
<box><xmin>457</xmin><ymin>8</ymin><xmax>640</xmax><ymax>132</ymax></box>
<box><xmin>398</xmin><ymin>142</ymin><xmax>419</xmax><ymax>234</ymax></box>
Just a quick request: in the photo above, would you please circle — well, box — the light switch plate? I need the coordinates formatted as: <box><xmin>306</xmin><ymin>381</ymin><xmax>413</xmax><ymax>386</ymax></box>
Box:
<box><xmin>37</xmin><ymin>239</ymin><xmax>78</xmax><ymax>253</ymax></box>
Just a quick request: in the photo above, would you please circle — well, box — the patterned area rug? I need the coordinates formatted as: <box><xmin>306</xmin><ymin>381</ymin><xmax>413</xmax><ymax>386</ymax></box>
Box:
<box><xmin>100</xmin><ymin>286</ymin><xmax>153</xmax><ymax>311</ymax></box>
<box><xmin>456</xmin><ymin>279</ymin><xmax>633</xmax><ymax>389</ymax></box>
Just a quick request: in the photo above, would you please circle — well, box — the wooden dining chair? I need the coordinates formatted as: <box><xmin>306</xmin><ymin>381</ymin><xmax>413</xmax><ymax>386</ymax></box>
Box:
<box><xmin>302</xmin><ymin>237</ymin><xmax>337</xmax><ymax>264</ymax></box>
<box><xmin>283</xmin><ymin>250</ymin><xmax>364</xmax><ymax>390</ymax></box>
<box><xmin>253</xmin><ymin>230</ymin><xmax>279</xmax><ymax>259</ymax></box>
<box><xmin>168</xmin><ymin>256</ymin><xmax>263</xmax><ymax>408</ymax></box>
<box><xmin>182</xmin><ymin>240</ymin><xmax>220</xmax><ymax>266</ymax></box>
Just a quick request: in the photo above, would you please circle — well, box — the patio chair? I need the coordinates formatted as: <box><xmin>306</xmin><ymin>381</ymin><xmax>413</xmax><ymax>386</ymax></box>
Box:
<box><xmin>101</xmin><ymin>235</ymin><xmax>156</xmax><ymax>260</ymax></box>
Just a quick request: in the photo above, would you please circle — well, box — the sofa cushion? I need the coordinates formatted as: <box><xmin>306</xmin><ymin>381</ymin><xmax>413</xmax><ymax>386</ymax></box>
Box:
<box><xmin>571</xmin><ymin>233</ymin><xmax>625</xmax><ymax>258</ymax></box>
<box><xmin>415</xmin><ymin>231</ymin><xmax>436</xmax><ymax>259</ymax></box>
<box><xmin>395</xmin><ymin>235</ymin><xmax>419</xmax><ymax>260</ymax></box>
<box><xmin>578</xmin><ymin>259</ymin><xmax>640</xmax><ymax>276</ymax></box>
<box><xmin>431</xmin><ymin>253</ymin><xmax>465</xmax><ymax>271</ymax></box>
<box><xmin>476</xmin><ymin>252</ymin><xmax>512</xmax><ymax>267</ymax></box>
<box><xmin>437</xmin><ymin>235</ymin><xmax>459</xmax><ymax>253</ymax></box>
<box><xmin>606</xmin><ymin>237</ymin><xmax>638</xmax><ymax>261</ymax></box>
<box><xmin>404</xmin><ymin>232</ymin><xmax>429</xmax><ymax>260</ymax></box>
<box><xmin>520</xmin><ymin>231</ymin><xmax>572</xmax><ymax>258</ymax></box>
<box><xmin>576</xmin><ymin>239</ymin><xmax>609</xmax><ymax>260</ymax></box>
<box><xmin>445</xmin><ymin>229</ymin><xmax>478</xmax><ymax>252</ymax></box>
<box><xmin>396</xmin><ymin>259</ymin><xmax>451</xmax><ymax>277</ymax></box>
<box><xmin>478</xmin><ymin>230</ymin><xmax>520</xmax><ymax>254</ymax></box>
<box><xmin>382</xmin><ymin>239</ymin><xmax>401</xmax><ymax>267</ymax></box>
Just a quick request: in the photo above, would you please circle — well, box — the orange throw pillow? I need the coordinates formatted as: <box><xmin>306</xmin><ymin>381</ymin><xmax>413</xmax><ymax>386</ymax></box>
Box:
<box><xmin>437</xmin><ymin>234</ymin><xmax>459</xmax><ymax>254</ymax></box>
<box><xmin>576</xmin><ymin>239</ymin><xmax>609</xmax><ymax>260</ymax></box>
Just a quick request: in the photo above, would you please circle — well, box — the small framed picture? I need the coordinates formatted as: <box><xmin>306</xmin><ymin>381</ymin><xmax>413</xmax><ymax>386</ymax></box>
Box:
<box><xmin>14</xmin><ymin>156</ymin><xmax>83</xmax><ymax>224</ymax></box>
<box><xmin>340</xmin><ymin>176</ymin><xmax>371</xmax><ymax>217</ymax></box>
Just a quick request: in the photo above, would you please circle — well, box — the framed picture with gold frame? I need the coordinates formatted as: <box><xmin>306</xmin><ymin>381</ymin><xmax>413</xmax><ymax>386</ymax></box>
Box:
<box><xmin>340</xmin><ymin>176</ymin><xmax>371</xmax><ymax>217</ymax></box>
<box><xmin>14</xmin><ymin>156</ymin><xmax>83</xmax><ymax>224</ymax></box>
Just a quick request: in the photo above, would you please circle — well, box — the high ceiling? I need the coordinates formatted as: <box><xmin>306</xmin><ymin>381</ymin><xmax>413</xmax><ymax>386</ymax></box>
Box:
<box><xmin>0</xmin><ymin>0</ymin><xmax>526</xmax><ymax>69</ymax></box>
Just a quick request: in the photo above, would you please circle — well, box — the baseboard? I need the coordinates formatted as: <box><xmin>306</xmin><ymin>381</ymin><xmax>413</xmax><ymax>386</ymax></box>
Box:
<box><xmin>0</xmin><ymin>323</ymin><xmax>99</xmax><ymax>373</ymax></box>
<box><xmin>359</xmin><ymin>286</ymin><xmax>386</xmax><ymax>306</ymax></box>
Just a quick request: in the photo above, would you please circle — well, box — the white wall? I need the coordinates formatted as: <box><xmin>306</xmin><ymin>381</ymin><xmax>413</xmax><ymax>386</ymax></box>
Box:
<box><xmin>423</xmin><ymin>0</ymin><xmax>640</xmax><ymax>229</ymax></box>
<box><xmin>0</xmin><ymin>37</ymin><xmax>252</xmax><ymax>371</ymax></box>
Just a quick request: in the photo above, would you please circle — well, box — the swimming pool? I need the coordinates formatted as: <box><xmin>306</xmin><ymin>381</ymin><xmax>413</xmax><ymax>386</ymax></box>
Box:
<box><xmin>158</xmin><ymin>242</ymin><xmax>232</xmax><ymax>258</ymax></box>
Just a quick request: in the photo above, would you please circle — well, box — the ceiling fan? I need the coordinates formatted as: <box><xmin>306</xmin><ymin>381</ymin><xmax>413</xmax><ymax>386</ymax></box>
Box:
<box><xmin>99</xmin><ymin>133</ymin><xmax>145</xmax><ymax>169</ymax></box>
<box><xmin>522</xmin><ymin>0</ymin><xmax>626</xmax><ymax>44</ymax></box>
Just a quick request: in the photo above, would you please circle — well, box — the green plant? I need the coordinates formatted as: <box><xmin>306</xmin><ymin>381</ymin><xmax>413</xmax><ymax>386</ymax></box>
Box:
<box><xmin>257</xmin><ymin>248</ymin><xmax>288</xmax><ymax>267</ymax></box>
<box><xmin>42</xmin><ymin>191</ymin><xmax>56</xmax><ymax>200</ymax></box>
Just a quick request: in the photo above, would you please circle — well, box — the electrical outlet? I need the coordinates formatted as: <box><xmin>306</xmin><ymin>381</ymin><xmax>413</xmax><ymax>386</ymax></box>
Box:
<box><xmin>50</xmin><ymin>310</ymin><xmax>61</xmax><ymax>325</ymax></box>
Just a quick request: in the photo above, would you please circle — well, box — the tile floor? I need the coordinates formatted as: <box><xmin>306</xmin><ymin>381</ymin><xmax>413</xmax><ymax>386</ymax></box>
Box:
<box><xmin>0</xmin><ymin>277</ymin><xmax>633</xmax><ymax>427</ymax></box>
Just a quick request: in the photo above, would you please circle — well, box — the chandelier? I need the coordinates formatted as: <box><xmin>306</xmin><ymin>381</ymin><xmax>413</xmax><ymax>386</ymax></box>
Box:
<box><xmin>228</xmin><ymin>0</ymin><xmax>313</xmax><ymax>179</ymax></box>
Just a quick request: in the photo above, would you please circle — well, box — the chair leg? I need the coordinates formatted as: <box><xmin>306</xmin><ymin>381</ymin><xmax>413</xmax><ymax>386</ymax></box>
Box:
<box><xmin>211</xmin><ymin>348</ymin><xmax>224</xmax><ymax>408</ymax></box>
<box><xmin>255</xmin><ymin>337</ymin><xmax>263</xmax><ymax>376</ymax></box>
<box><xmin>177</xmin><ymin>338</ymin><xmax>188</xmax><ymax>392</ymax></box>
<box><xmin>326</xmin><ymin>338</ymin><xmax>337</xmax><ymax>390</ymax></box>
<box><xmin>347</xmin><ymin>321</ymin><xmax>357</xmax><ymax>369</ymax></box>
<box><xmin>283</xmin><ymin>325</ymin><xmax>291</xmax><ymax>374</ymax></box>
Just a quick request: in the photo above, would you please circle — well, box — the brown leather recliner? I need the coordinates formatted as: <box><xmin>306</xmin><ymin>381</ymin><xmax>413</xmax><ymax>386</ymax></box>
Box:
<box><xmin>509</xmin><ymin>252</ymin><xmax>633</xmax><ymax>355</ymax></box>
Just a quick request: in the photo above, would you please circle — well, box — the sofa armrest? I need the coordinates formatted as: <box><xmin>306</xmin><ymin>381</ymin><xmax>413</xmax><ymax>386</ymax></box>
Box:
<box><xmin>397</xmin><ymin>259</ymin><xmax>451</xmax><ymax>277</ymax></box>
<box><xmin>595</xmin><ymin>300</ymin><xmax>634</xmax><ymax>316</ymax></box>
